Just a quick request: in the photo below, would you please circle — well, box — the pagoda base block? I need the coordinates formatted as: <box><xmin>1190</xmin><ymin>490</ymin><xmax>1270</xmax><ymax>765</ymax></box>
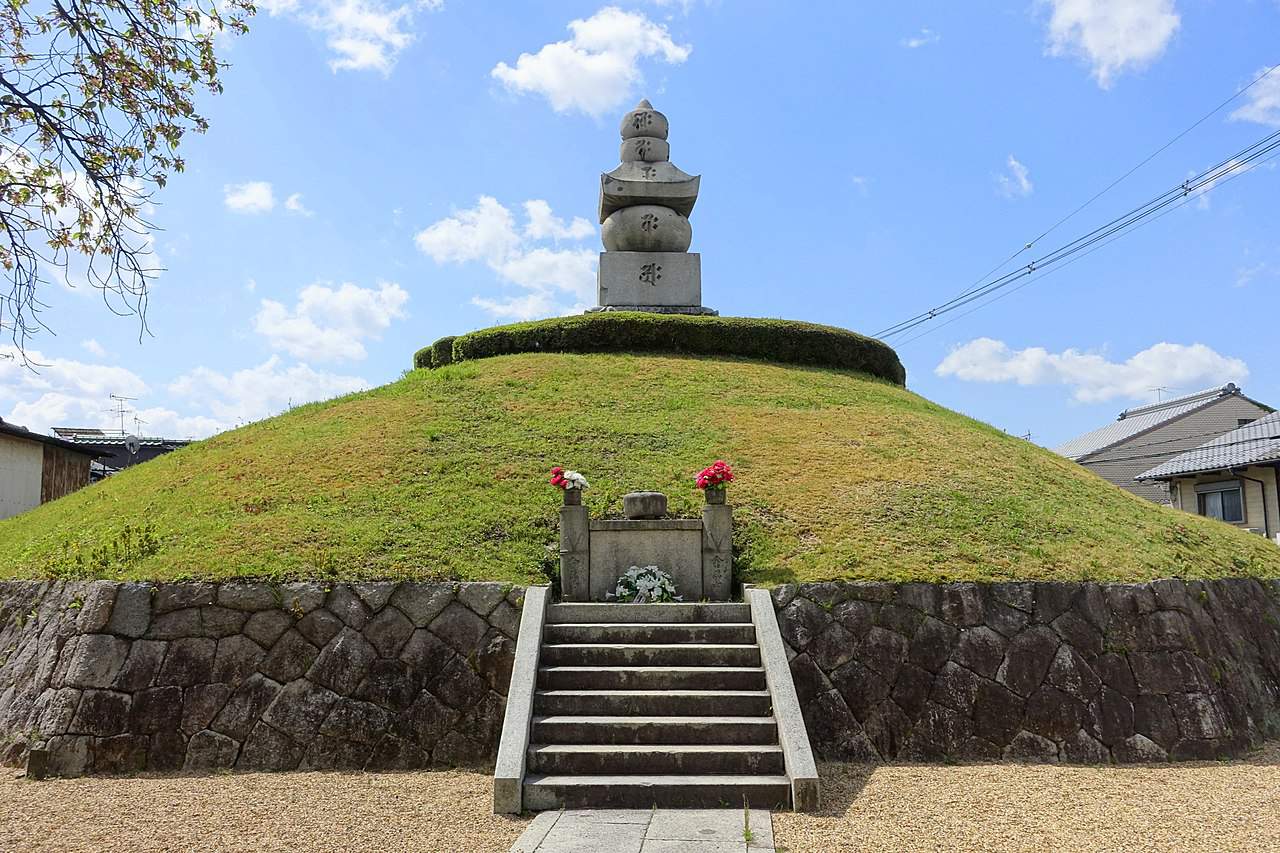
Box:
<box><xmin>597</xmin><ymin>251</ymin><xmax>702</xmax><ymax>311</ymax></box>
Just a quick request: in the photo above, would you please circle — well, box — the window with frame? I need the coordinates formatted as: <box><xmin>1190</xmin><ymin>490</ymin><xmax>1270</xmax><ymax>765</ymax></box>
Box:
<box><xmin>1196</xmin><ymin>482</ymin><xmax>1244</xmax><ymax>523</ymax></box>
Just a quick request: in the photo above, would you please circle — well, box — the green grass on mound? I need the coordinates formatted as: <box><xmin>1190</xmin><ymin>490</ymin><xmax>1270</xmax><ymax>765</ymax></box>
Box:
<box><xmin>2</xmin><ymin>352</ymin><xmax>1278</xmax><ymax>585</ymax></box>
<box><xmin>414</xmin><ymin>312</ymin><xmax>907</xmax><ymax>385</ymax></box>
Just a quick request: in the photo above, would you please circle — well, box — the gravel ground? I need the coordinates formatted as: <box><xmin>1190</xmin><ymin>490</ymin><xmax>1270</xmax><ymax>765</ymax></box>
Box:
<box><xmin>0</xmin><ymin>768</ymin><xmax>530</xmax><ymax>852</ymax></box>
<box><xmin>773</xmin><ymin>742</ymin><xmax>1280</xmax><ymax>853</ymax></box>
<box><xmin>2</xmin><ymin>748</ymin><xmax>1277</xmax><ymax>852</ymax></box>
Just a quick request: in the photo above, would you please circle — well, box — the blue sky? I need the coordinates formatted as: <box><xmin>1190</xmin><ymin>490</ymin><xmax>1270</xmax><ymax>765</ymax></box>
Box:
<box><xmin>3</xmin><ymin>0</ymin><xmax>1278</xmax><ymax>449</ymax></box>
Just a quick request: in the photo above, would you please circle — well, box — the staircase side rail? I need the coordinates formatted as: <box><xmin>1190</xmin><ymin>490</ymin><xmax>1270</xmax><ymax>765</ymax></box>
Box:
<box><xmin>494</xmin><ymin>585</ymin><xmax>551</xmax><ymax>813</ymax></box>
<box><xmin>746</xmin><ymin>587</ymin><xmax>821</xmax><ymax>811</ymax></box>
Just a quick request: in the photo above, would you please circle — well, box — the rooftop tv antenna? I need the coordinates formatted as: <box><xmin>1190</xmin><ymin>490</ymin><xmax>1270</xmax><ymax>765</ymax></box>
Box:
<box><xmin>107</xmin><ymin>394</ymin><xmax>137</xmax><ymax>435</ymax></box>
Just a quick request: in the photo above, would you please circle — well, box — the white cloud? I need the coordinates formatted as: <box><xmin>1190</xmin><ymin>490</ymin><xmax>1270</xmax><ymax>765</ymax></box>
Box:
<box><xmin>1042</xmin><ymin>0</ymin><xmax>1180</xmax><ymax>89</ymax></box>
<box><xmin>996</xmin><ymin>155</ymin><xmax>1033</xmax><ymax>198</ymax></box>
<box><xmin>495</xmin><ymin>247</ymin><xmax>596</xmax><ymax>296</ymax></box>
<box><xmin>80</xmin><ymin>339</ymin><xmax>106</xmax><ymax>358</ymax></box>
<box><xmin>491</xmin><ymin>6</ymin><xmax>691</xmax><ymax>116</ymax></box>
<box><xmin>285</xmin><ymin>193</ymin><xmax>314</xmax><ymax>216</ymax></box>
<box><xmin>224</xmin><ymin>181</ymin><xmax>276</xmax><ymax>214</ymax></box>
<box><xmin>1231</xmin><ymin>68</ymin><xmax>1280</xmax><ymax>128</ymax></box>
<box><xmin>414</xmin><ymin>196</ymin><xmax>597</xmax><ymax>320</ymax></box>
<box><xmin>936</xmin><ymin>338</ymin><xmax>1249</xmax><ymax>404</ymax></box>
<box><xmin>901</xmin><ymin>28</ymin><xmax>940</xmax><ymax>48</ymax></box>
<box><xmin>414</xmin><ymin>196</ymin><xmax>523</xmax><ymax>264</ymax></box>
<box><xmin>471</xmin><ymin>291</ymin><xmax>561</xmax><ymax>321</ymax></box>
<box><xmin>523</xmin><ymin>200</ymin><xmax>595</xmax><ymax>241</ymax></box>
<box><xmin>253</xmin><ymin>281</ymin><xmax>409</xmax><ymax>362</ymax></box>
<box><xmin>851</xmin><ymin>175</ymin><xmax>870</xmax><ymax>197</ymax></box>
<box><xmin>1235</xmin><ymin>261</ymin><xmax>1275</xmax><ymax>288</ymax></box>
<box><xmin>1</xmin><ymin>343</ymin><xmax>369</xmax><ymax>439</ymax></box>
<box><xmin>0</xmin><ymin>345</ymin><xmax>148</xmax><ymax>433</ymax></box>
<box><xmin>1</xmin><ymin>345</ymin><xmax>230</xmax><ymax>438</ymax></box>
<box><xmin>170</xmin><ymin>357</ymin><xmax>368</xmax><ymax>426</ymax></box>
<box><xmin>259</xmin><ymin>0</ymin><xmax>438</xmax><ymax>75</ymax></box>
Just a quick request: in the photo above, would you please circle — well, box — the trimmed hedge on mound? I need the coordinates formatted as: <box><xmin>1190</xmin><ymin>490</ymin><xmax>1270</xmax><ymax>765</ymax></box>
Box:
<box><xmin>414</xmin><ymin>313</ymin><xmax>906</xmax><ymax>385</ymax></box>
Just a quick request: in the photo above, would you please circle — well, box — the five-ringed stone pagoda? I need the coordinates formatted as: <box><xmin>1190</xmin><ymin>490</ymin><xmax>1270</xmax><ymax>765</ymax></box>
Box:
<box><xmin>590</xmin><ymin>99</ymin><xmax>715</xmax><ymax>315</ymax></box>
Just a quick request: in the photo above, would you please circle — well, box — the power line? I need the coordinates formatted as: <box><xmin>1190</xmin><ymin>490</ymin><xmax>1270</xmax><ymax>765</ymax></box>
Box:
<box><xmin>890</xmin><ymin>139</ymin><xmax>1280</xmax><ymax>347</ymax></box>
<box><xmin>876</xmin><ymin>128</ymin><xmax>1280</xmax><ymax>341</ymax></box>
<box><xmin>881</xmin><ymin>128</ymin><xmax>1280</xmax><ymax>338</ymax></box>
<box><xmin>936</xmin><ymin>63</ymin><xmax>1279</xmax><ymax>309</ymax></box>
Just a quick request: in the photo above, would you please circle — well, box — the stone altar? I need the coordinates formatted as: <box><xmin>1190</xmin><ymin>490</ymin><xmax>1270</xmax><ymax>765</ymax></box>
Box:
<box><xmin>558</xmin><ymin>490</ymin><xmax>733</xmax><ymax>601</ymax></box>
<box><xmin>590</xmin><ymin>100</ymin><xmax>715</xmax><ymax>316</ymax></box>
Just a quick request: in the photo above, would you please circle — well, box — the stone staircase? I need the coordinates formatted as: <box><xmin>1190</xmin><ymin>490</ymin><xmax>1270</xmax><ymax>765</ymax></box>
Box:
<box><xmin>520</xmin><ymin>602</ymin><xmax>793</xmax><ymax>810</ymax></box>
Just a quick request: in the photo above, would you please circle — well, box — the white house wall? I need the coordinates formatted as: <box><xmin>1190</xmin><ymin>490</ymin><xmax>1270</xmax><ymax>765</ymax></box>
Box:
<box><xmin>0</xmin><ymin>434</ymin><xmax>43</xmax><ymax>520</ymax></box>
<box><xmin>1081</xmin><ymin>396</ymin><xmax>1273</xmax><ymax>504</ymax></box>
<box><xmin>1170</xmin><ymin>465</ymin><xmax>1280</xmax><ymax>542</ymax></box>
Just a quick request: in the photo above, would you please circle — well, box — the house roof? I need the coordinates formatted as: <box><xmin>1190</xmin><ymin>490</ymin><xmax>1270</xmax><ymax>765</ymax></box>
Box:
<box><xmin>0</xmin><ymin>418</ymin><xmax>105</xmax><ymax>457</ymax></box>
<box><xmin>1053</xmin><ymin>384</ymin><xmax>1268</xmax><ymax>461</ymax></box>
<box><xmin>50</xmin><ymin>427</ymin><xmax>191</xmax><ymax>448</ymax></box>
<box><xmin>1137</xmin><ymin>410</ymin><xmax>1280</xmax><ymax>480</ymax></box>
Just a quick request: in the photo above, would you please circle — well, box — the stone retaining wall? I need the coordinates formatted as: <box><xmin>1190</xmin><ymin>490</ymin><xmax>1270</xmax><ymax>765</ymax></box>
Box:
<box><xmin>0</xmin><ymin>580</ymin><xmax>522</xmax><ymax>776</ymax></box>
<box><xmin>4</xmin><ymin>577</ymin><xmax>1279</xmax><ymax>776</ymax></box>
<box><xmin>773</xmin><ymin>579</ymin><xmax>1280</xmax><ymax>763</ymax></box>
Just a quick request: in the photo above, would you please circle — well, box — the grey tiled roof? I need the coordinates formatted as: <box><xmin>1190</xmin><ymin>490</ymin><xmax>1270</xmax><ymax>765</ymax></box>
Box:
<box><xmin>1138</xmin><ymin>410</ymin><xmax>1280</xmax><ymax>480</ymax></box>
<box><xmin>1054</xmin><ymin>384</ymin><xmax>1244</xmax><ymax>461</ymax></box>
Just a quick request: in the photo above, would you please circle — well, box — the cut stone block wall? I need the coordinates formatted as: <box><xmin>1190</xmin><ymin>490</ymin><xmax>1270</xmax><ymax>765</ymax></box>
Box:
<box><xmin>4</xmin><ymin>576</ymin><xmax>1278</xmax><ymax>776</ymax></box>
<box><xmin>0</xmin><ymin>580</ymin><xmax>522</xmax><ymax>776</ymax></box>
<box><xmin>773</xmin><ymin>579</ymin><xmax>1280</xmax><ymax>763</ymax></box>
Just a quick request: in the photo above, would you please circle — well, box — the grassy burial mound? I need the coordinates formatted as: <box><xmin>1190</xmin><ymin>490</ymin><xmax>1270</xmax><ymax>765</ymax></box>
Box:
<box><xmin>2</xmin><ymin>343</ymin><xmax>1279</xmax><ymax>584</ymax></box>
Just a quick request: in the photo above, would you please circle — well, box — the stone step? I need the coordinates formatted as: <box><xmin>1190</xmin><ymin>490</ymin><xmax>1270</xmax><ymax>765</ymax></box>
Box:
<box><xmin>545</xmin><ymin>603</ymin><xmax>751</xmax><ymax>624</ymax></box>
<box><xmin>531</xmin><ymin>715</ymin><xmax>778</xmax><ymax>745</ymax></box>
<box><xmin>538</xmin><ymin>665</ymin><xmax>767</xmax><ymax>691</ymax></box>
<box><xmin>534</xmin><ymin>689</ymin><xmax>772</xmax><ymax>717</ymax></box>
<box><xmin>543</xmin><ymin>622</ymin><xmax>757</xmax><ymax>645</ymax></box>
<box><xmin>526</xmin><ymin>743</ymin><xmax>787</xmax><ymax>776</ymax></box>
<box><xmin>522</xmin><ymin>774</ymin><xmax>792</xmax><ymax>810</ymax></box>
<box><xmin>540</xmin><ymin>643</ymin><xmax>760</xmax><ymax>667</ymax></box>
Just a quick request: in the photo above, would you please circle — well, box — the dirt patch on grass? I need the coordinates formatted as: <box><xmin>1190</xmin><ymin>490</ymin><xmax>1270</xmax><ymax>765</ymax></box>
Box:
<box><xmin>774</xmin><ymin>742</ymin><xmax>1280</xmax><ymax>852</ymax></box>
<box><xmin>0</xmin><ymin>768</ymin><xmax>529</xmax><ymax>852</ymax></box>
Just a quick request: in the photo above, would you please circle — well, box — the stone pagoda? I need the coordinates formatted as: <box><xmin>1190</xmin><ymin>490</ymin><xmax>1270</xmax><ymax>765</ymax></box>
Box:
<box><xmin>590</xmin><ymin>99</ymin><xmax>715</xmax><ymax>315</ymax></box>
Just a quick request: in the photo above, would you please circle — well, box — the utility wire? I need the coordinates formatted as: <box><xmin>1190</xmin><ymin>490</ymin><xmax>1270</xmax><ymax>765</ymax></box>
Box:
<box><xmin>876</xmin><ymin>128</ymin><xmax>1280</xmax><ymax>341</ymax></box>
<box><xmin>882</xmin><ymin>129</ymin><xmax>1280</xmax><ymax>338</ymax></box>
<box><xmin>937</xmin><ymin>63</ymin><xmax>1280</xmax><ymax>308</ymax></box>
<box><xmin>891</xmin><ymin>139</ymin><xmax>1280</xmax><ymax>347</ymax></box>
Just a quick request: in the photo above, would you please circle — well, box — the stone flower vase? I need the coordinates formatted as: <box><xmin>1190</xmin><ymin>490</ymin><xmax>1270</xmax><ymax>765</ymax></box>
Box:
<box><xmin>563</xmin><ymin>488</ymin><xmax>582</xmax><ymax>506</ymax></box>
<box><xmin>704</xmin><ymin>486</ymin><xmax>726</xmax><ymax>505</ymax></box>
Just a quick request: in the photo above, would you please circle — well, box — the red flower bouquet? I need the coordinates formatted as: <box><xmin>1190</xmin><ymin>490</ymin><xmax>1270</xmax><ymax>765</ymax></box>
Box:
<box><xmin>696</xmin><ymin>460</ymin><xmax>734</xmax><ymax>490</ymax></box>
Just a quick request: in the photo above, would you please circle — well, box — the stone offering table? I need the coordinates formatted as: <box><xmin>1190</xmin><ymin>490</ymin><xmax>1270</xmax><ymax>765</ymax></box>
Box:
<box><xmin>558</xmin><ymin>491</ymin><xmax>733</xmax><ymax>601</ymax></box>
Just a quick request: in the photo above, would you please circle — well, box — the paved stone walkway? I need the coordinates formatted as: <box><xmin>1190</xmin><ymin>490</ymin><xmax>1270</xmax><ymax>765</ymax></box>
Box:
<box><xmin>510</xmin><ymin>808</ymin><xmax>776</xmax><ymax>852</ymax></box>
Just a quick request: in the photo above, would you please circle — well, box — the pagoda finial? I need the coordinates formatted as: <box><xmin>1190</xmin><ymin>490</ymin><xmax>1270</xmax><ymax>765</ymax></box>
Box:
<box><xmin>636</xmin><ymin>98</ymin><xmax>653</xmax><ymax>109</ymax></box>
